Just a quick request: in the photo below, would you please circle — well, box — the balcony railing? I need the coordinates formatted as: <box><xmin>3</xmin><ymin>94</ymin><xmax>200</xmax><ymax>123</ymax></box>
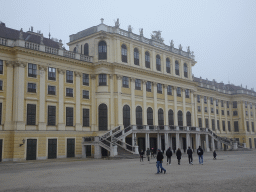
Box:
<box><xmin>0</xmin><ymin>38</ymin><xmax>7</xmax><ymax>45</ymax></box>
<box><xmin>25</xmin><ymin>42</ymin><xmax>40</xmax><ymax>50</ymax></box>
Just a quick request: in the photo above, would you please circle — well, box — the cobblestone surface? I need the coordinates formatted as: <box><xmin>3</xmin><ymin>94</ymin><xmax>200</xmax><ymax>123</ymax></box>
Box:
<box><xmin>0</xmin><ymin>150</ymin><xmax>256</xmax><ymax>192</ymax></box>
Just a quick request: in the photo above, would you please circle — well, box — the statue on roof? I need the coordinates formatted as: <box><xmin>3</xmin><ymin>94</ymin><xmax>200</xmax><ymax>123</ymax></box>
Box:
<box><xmin>115</xmin><ymin>18</ymin><xmax>120</xmax><ymax>28</ymax></box>
<box><xmin>128</xmin><ymin>25</ymin><xmax>132</xmax><ymax>32</ymax></box>
<box><xmin>170</xmin><ymin>40</ymin><xmax>174</xmax><ymax>48</ymax></box>
<box><xmin>187</xmin><ymin>46</ymin><xmax>190</xmax><ymax>53</ymax></box>
<box><xmin>179</xmin><ymin>44</ymin><xmax>183</xmax><ymax>51</ymax></box>
<box><xmin>151</xmin><ymin>31</ymin><xmax>164</xmax><ymax>43</ymax></box>
<box><xmin>19</xmin><ymin>28</ymin><xmax>23</xmax><ymax>40</ymax></box>
<box><xmin>139</xmin><ymin>28</ymin><xmax>143</xmax><ymax>36</ymax></box>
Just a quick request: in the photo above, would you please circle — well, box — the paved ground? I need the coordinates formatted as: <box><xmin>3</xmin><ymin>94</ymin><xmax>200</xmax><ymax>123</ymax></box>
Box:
<box><xmin>0</xmin><ymin>150</ymin><xmax>256</xmax><ymax>192</ymax></box>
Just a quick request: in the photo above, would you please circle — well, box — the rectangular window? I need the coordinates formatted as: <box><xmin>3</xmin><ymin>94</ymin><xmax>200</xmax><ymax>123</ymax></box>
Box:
<box><xmin>135</xmin><ymin>79</ymin><xmax>141</xmax><ymax>90</ymax></box>
<box><xmin>0</xmin><ymin>60</ymin><xmax>3</xmax><ymax>74</ymax></box>
<box><xmin>204</xmin><ymin>96</ymin><xmax>207</xmax><ymax>104</ymax></box>
<box><xmin>252</xmin><ymin>122</ymin><xmax>254</xmax><ymax>132</ymax></box>
<box><xmin>48</xmin><ymin>85</ymin><xmax>56</xmax><ymax>95</ymax></box>
<box><xmin>222</xmin><ymin>121</ymin><xmax>225</xmax><ymax>131</ymax></box>
<box><xmin>66</xmin><ymin>70</ymin><xmax>73</xmax><ymax>83</ymax></box>
<box><xmin>221</xmin><ymin>100</ymin><xmax>224</xmax><ymax>107</ymax></box>
<box><xmin>227</xmin><ymin>101</ymin><xmax>229</xmax><ymax>108</ymax></box>
<box><xmin>167</xmin><ymin>86</ymin><xmax>172</xmax><ymax>95</ymax></box>
<box><xmin>122</xmin><ymin>76</ymin><xmax>129</xmax><ymax>88</ymax></box>
<box><xmin>251</xmin><ymin>112</ymin><xmax>253</xmax><ymax>117</ymax></box>
<box><xmin>210</xmin><ymin>97</ymin><xmax>213</xmax><ymax>105</ymax></box>
<box><xmin>0</xmin><ymin>80</ymin><xmax>2</xmax><ymax>90</ymax></box>
<box><xmin>228</xmin><ymin>121</ymin><xmax>231</xmax><ymax>132</ymax></box>
<box><xmin>146</xmin><ymin>81</ymin><xmax>151</xmax><ymax>92</ymax></box>
<box><xmin>66</xmin><ymin>107</ymin><xmax>73</xmax><ymax>126</ymax></box>
<box><xmin>216</xmin><ymin>99</ymin><xmax>218</xmax><ymax>106</ymax></box>
<box><xmin>28</xmin><ymin>63</ymin><xmax>37</xmax><ymax>78</ymax></box>
<box><xmin>83</xmin><ymin>90</ymin><xmax>89</xmax><ymax>99</ymax></box>
<box><xmin>198</xmin><ymin>118</ymin><xmax>202</xmax><ymax>127</ymax></box>
<box><xmin>198</xmin><ymin>106</ymin><xmax>201</xmax><ymax>112</ymax></box>
<box><xmin>205</xmin><ymin>107</ymin><xmax>207</xmax><ymax>112</ymax></box>
<box><xmin>227</xmin><ymin>111</ymin><xmax>230</xmax><ymax>116</ymax></box>
<box><xmin>27</xmin><ymin>104</ymin><xmax>36</xmax><ymax>125</ymax></box>
<box><xmin>177</xmin><ymin>87</ymin><xmax>181</xmax><ymax>97</ymax></box>
<box><xmin>246</xmin><ymin>121</ymin><xmax>249</xmax><ymax>132</ymax></box>
<box><xmin>185</xmin><ymin>89</ymin><xmax>189</xmax><ymax>98</ymax></box>
<box><xmin>233</xmin><ymin>111</ymin><xmax>238</xmax><ymax>116</ymax></box>
<box><xmin>246</xmin><ymin>111</ymin><xmax>248</xmax><ymax>116</ymax></box>
<box><xmin>205</xmin><ymin>118</ymin><xmax>209</xmax><ymax>128</ymax></box>
<box><xmin>211</xmin><ymin>108</ymin><xmax>214</xmax><ymax>113</ymax></box>
<box><xmin>99</xmin><ymin>74</ymin><xmax>107</xmax><ymax>86</ymax></box>
<box><xmin>233</xmin><ymin>101</ymin><xmax>237</xmax><ymax>108</ymax></box>
<box><xmin>197</xmin><ymin>95</ymin><xmax>200</xmax><ymax>103</ymax></box>
<box><xmin>83</xmin><ymin>73</ymin><xmax>89</xmax><ymax>86</ymax></box>
<box><xmin>250</xmin><ymin>103</ymin><xmax>252</xmax><ymax>109</ymax></box>
<box><xmin>221</xmin><ymin>110</ymin><xmax>224</xmax><ymax>115</ymax></box>
<box><xmin>157</xmin><ymin>83</ymin><xmax>162</xmax><ymax>94</ymax></box>
<box><xmin>245</xmin><ymin>101</ymin><xmax>247</xmax><ymax>108</ymax></box>
<box><xmin>83</xmin><ymin>108</ymin><xmax>89</xmax><ymax>127</ymax></box>
<box><xmin>216</xmin><ymin>109</ymin><xmax>218</xmax><ymax>114</ymax></box>
<box><xmin>48</xmin><ymin>106</ymin><xmax>56</xmax><ymax>126</ymax></box>
<box><xmin>217</xmin><ymin>120</ymin><xmax>220</xmax><ymax>130</ymax></box>
<box><xmin>66</xmin><ymin>88</ymin><xmax>73</xmax><ymax>97</ymax></box>
<box><xmin>0</xmin><ymin>103</ymin><xmax>2</xmax><ymax>125</ymax></box>
<box><xmin>212</xmin><ymin>119</ymin><xmax>215</xmax><ymax>131</ymax></box>
<box><xmin>234</xmin><ymin>121</ymin><xmax>239</xmax><ymax>132</ymax></box>
<box><xmin>48</xmin><ymin>67</ymin><xmax>56</xmax><ymax>80</ymax></box>
<box><xmin>28</xmin><ymin>83</ymin><xmax>36</xmax><ymax>93</ymax></box>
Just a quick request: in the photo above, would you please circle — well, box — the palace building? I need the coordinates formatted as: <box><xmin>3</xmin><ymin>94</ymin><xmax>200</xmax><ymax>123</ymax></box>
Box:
<box><xmin>0</xmin><ymin>19</ymin><xmax>255</xmax><ymax>161</ymax></box>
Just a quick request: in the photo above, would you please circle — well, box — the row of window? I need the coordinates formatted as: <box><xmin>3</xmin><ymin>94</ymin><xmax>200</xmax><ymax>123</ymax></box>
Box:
<box><xmin>27</xmin><ymin>104</ymin><xmax>89</xmax><ymax>127</ymax></box>
<box><xmin>98</xmin><ymin>41</ymin><xmax>188</xmax><ymax>77</ymax></box>
<box><xmin>27</xmin><ymin>64</ymin><xmax>90</xmax><ymax>85</ymax></box>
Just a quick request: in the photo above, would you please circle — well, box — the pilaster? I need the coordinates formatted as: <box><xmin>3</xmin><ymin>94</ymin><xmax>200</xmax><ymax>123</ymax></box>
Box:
<box><xmin>191</xmin><ymin>90</ymin><xmax>195</xmax><ymax>126</ymax></box>
<box><xmin>153</xmin><ymin>82</ymin><xmax>158</xmax><ymax>125</ymax></box>
<box><xmin>201</xmin><ymin>96</ymin><xmax>205</xmax><ymax>128</ymax></box>
<box><xmin>57</xmin><ymin>68</ymin><xmax>65</xmax><ymax>130</ymax></box>
<box><xmin>75</xmin><ymin>71</ymin><xmax>82</xmax><ymax>131</ymax></box>
<box><xmin>182</xmin><ymin>88</ymin><xmax>186</xmax><ymax>126</ymax></box>
<box><xmin>91</xmin><ymin>74</ymin><xmax>96</xmax><ymax>131</ymax></box>
<box><xmin>164</xmin><ymin>84</ymin><xmax>168</xmax><ymax>125</ymax></box>
<box><xmin>109</xmin><ymin>74</ymin><xmax>114</xmax><ymax>128</ymax></box>
<box><xmin>116</xmin><ymin>75</ymin><xmax>123</xmax><ymax>126</ymax></box>
<box><xmin>38</xmin><ymin>65</ymin><xmax>47</xmax><ymax>131</ymax></box>
<box><xmin>142</xmin><ymin>80</ymin><xmax>147</xmax><ymax>125</ymax></box>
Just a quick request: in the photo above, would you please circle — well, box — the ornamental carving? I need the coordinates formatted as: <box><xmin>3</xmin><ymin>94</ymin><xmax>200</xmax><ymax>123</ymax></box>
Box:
<box><xmin>109</xmin><ymin>74</ymin><xmax>113</xmax><ymax>79</ymax></box>
<box><xmin>38</xmin><ymin>65</ymin><xmax>47</xmax><ymax>71</ymax></box>
<box><xmin>130</xmin><ymin>77</ymin><xmax>135</xmax><ymax>82</ymax></box>
<box><xmin>14</xmin><ymin>61</ymin><xmax>26</xmax><ymax>68</ymax></box>
<box><xmin>57</xmin><ymin>68</ymin><xmax>65</xmax><ymax>75</ymax></box>
<box><xmin>5</xmin><ymin>61</ymin><xmax>15</xmax><ymax>67</ymax></box>
<box><xmin>74</xmin><ymin>71</ymin><xmax>82</xmax><ymax>77</ymax></box>
<box><xmin>142</xmin><ymin>80</ymin><xmax>147</xmax><ymax>84</ymax></box>
<box><xmin>151</xmin><ymin>31</ymin><xmax>164</xmax><ymax>43</ymax></box>
<box><xmin>116</xmin><ymin>74</ymin><xmax>123</xmax><ymax>80</ymax></box>
<box><xmin>90</xmin><ymin>74</ymin><xmax>96</xmax><ymax>79</ymax></box>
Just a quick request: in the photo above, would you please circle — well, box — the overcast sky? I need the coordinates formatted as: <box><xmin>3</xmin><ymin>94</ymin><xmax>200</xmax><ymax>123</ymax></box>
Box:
<box><xmin>1</xmin><ymin>0</ymin><xmax>255</xmax><ymax>90</ymax></box>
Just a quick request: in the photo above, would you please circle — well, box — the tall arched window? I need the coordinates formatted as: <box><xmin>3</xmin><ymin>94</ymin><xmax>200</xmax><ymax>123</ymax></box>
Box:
<box><xmin>145</xmin><ymin>51</ymin><xmax>150</xmax><ymax>68</ymax></box>
<box><xmin>147</xmin><ymin>107</ymin><xmax>153</xmax><ymax>125</ymax></box>
<box><xmin>175</xmin><ymin>60</ymin><xmax>179</xmax><ymax>75</ymax></box>
<box><xmin>158</xmin><ymin>108</ymin><xmax>164</xmax><ymax>129</ymax></box>
<box><xmin>134</xmin><ymin>48</ymin><xmax>139</xmax><ymax>65</ymax></box>
<box><xmin>84</xmin><ymin>43</ymin><xmax>89</xmax><ymax>56</ymax></box>
<box><xmin>168</xmin><ymin>110</ymin><xmax>174</xmax><ymax>125</ymax></box>
<box><xmin>121</xmin><ymin>44</ymin><xmax>127</xmax><ymax>63</ymax></box>
<box><xmin>156</xmin><ymin>55</ymin><xmax>161</xmax><ymax>71</ymax></box>
<box><xmin>178</xmin><ymin>111</ymin><xmax>183</xmax><ymax>126</ymax></box>
<box><xmin>73</xmin><ymin>47</ymin><xmax>77</xmax><ymax>53</ymax></box>
<box><xmin>136</xmin><ymin>106</ymin><xmax>143</xmax><ymax>129</ymax></box>
<box><xmin>98</xmin><ymin>104</ymin><xmax>107</xmax><ymax>130</ymax></box>
<box><xmin>123</xmin><ymin>105</ymin><xmax>130</xmax><ymax>128</ymax></box>
<box><xmin>186</xmin><ymin>112</ymin><xmax>191</xmax><ymax>126</ymax></box>
<box><xmin>166</xmin><ymin>58</ymin><xmax>170</xmax><ymax>74</ymax></box>
<box><xmin>184</xmin><ymin>63</ymin><xmax>188</xmax><ymax>78</ymax></box>
<box><xmin>98</xmin><ymin>41</ymin><xmax>107</xmax><ymax>60</ymax></box>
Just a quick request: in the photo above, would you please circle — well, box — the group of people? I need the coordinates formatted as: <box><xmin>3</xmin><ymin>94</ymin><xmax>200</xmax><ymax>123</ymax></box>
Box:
<box><xmin>140</xmin><ymin>146</ymin><xmax>217</xmax><ymax>174</ymax></box>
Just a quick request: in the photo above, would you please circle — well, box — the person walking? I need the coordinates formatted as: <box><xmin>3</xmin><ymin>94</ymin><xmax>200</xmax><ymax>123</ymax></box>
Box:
<box><xmin>197</xmin><ymin>146</ymin><xmax>204</xmax><ymax>165</ymax></box>
<box><xmin>146</xmin><ymin>148</ymin><xmax>151</xmax><ymax>161</ymax></box>
<box><xmin>140</xmin><ymin>150</ymin><xmax>144</xmax><ymax>162</ymax></box>
<box><xmin>166</xmin><ymin>147</ymin><xmax>172</xmax><ymax>165</ymax></box>
<box><xmin>187</xmin><ymin>146</ymin><xmax>193</xmax><ymax>165</ymax></box>
<box><xmin>156</xmin><ymin>149</ymin><xmax>166</xmax><ymax>174</ymax></box>
<box><xmin>151</xmin><ymin>148</ymin><xmax>155</xmax><ymax>158</ymax></box>
<box><xmin>213</xmin><ymin>150</ymin><xmax>217</xmax><ymax>160</ymax></box>
<box><xmin>176</xmin><ymin>148</ymin><xmax>182</xmax><ymax>165</ymax></box>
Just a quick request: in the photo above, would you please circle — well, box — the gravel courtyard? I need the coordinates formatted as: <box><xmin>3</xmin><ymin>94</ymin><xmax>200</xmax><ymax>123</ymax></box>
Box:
<box><xmin>0</xmin><ymin>150</ymin><xmax>256</xmax><ymax>192</ymax></box>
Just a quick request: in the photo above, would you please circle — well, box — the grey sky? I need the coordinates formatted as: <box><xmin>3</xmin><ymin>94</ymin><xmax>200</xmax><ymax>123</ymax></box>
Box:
<box><xmin>1</xmin><ymin>0</ymin><xmax>255</xmax><ymax>90</ymax></box>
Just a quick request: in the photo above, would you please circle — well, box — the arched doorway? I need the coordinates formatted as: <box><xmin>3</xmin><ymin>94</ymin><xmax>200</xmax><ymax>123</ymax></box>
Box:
<box><xmin>123</xmin><ymin>105</ymin><xmax>130</xmax><ymax>128</ymax></box>
<box><xmin>98</xmin><ymin>104</ymin><xmax>107</xmax><ymax>130</ymax></box>
<box><xmin>136</xmin><ymin>106</ymin><xmax>143</xmax><ymax>129</ymax></box>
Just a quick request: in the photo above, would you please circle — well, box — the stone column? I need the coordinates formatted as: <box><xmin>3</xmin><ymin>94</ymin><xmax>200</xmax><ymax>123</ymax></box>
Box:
<box><xmin>165</xmin><ymin>133</ymin><xmax>169</xmax><ymax>150</ymax></box>
<box><xmin>109</xmin><ymin>75</ymin><xmax>114</xmax><ymax>128</ymax></box>
<box><xmin>213</xmin><ymin>99</ymin><xmax>217</xmax><ymax>132</ymax></box>
<box><xmin>224</xmin><ymin>101</ymin><xmax>228</xmax><ymax>133</ymax></box>
<box><xmin>172</xmin><ymin>57</ymin><xmax>175</xmax><ymax>77</ymax></box>
<box><xmin>211</xmin><ymin>137</ymin><xmax>215</xmax><ymax>151</ymax></box>
<box><xmin>142</xmin><ymin>80</ymin><xmax>147</xmax><ymax>125</ymax></box>
<box><xmin>194</xmin><ymin>95</ymin><xmax>198</xmax><ymax>127</ymax></box>
<box><xmin>205</xmin><ymin>134</ymin><xmax>210</xmax><ymax>152</ymax></box>
<box><xmin>57</xmin><ymin>69</ymin><xmax>65</xmax><ymax>130</ymax></box>
<box><xmin>208</xmin><ymin>97</ymin><xmax>211</xmax><ymax>129</ymax></box>
<box><xmin>152</xmin><ymin>50</ymin><xmax>156</xmax><ymax>72</ymax></box>
<box><xmin>182</xmin><ymin>88</ymin><xmax>186</xmax><ymax>126</ymax></box>
<box><xmin>129</xmin><ymin>43</ymin><xmax>133</xmax><ymax>66</ymax></box>
<box><xmin>173</xmin><ymin>86</ymin><xmax>178</xmax><ymax>126</ymax></box>
<box><xmin>186</xmin><ymin>133</ymin><xmax>190</xmax><ymax>149</ymax></box>
<box><xmin>132</xmin><ymin>133</ymin><xmax>135</xmax><ymax>146</ymax></box>
<box><xmin>191</xmin><ymin>90</ymin><xmax>195</xmax><ymax>126</ymax></box>
<box><xmin>180</xmin><ymin>59</ymin><xmax>184</xmax><ymax>78</ymax></box>
<box><xmin>248</xmin><ymin>103</ymin><xmax>251</xmax><ymax>133</ymax></box>
<box><xmin>196</xmin><ymin>134</ymin><xmax>199</xmax><ymax>149</ymax></box>
<box><xmin>130</xmin><ymin>77</ymin><xmax>136</xmax><ymax>125</ymax></box>
<box><xmin>141</xmin><ymin>47</ymin><xmax>145</xmax><ymax>69</ymax></box>
<box><xmin>4</xmin><ymin>61</ymin><xmax>14</xmax><ymax>130</ymax></box>
<box><xmin>13</xmin><ymin>62</ymin><xmax>26</xmax><ymax>130</ymax></box>
<box><xmin>176</xmin><ymin>133</ymin><xmax>180</xmax><ymax>149</ymax></box>
<box><xmin>201</xmin><ymin>96</ymin><xmax>205</xmax><ymax>128</ymax></box>
<box><xmin>153</xmin><ymin>82</ymin><xmax>158</xmax><ymax>125</ymax></box>
<box><xmin>157</xmin><ymin>133</ymin><xmax>160</xmax><ymax>149</ymax></box>
<box><xmin>38</xmin><ymin>65</ymin><xmax>47</xmax><ymax>131</ymax></box>
<box><xmin>75</xmin><ymin>71</ymin><xmax>82</xmax><ymax>131</ymax></box>
<box><xmin>117</xmin><ymin>75</ymin><xmax>123</xmax><ymax>126</ymax></box>
<box><xmin>90</xmin><ymin>75</ymin><xmax>96</xmax><ymax>131</ymax></box>
<box><xmin>94</xmin><ymin>137</ymin><xmax>102</xmax><ymax>159</ymax></box>
<box><xmin>164</xmin><ymin>84</ymin><xmax>168</xmax><ymax>125</ymax></box>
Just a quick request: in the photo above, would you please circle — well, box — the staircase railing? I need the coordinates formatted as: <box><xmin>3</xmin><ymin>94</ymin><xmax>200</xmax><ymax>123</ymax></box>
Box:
<box><xmin>112</xmin><ymin>125</ymin><xmax>133</xmax><ymax>140</ymax></box>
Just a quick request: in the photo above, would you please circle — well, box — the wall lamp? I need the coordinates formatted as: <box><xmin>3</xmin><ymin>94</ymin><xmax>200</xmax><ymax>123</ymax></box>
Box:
<box><xmin>19</xmin><ymin>139</ymin><xmax>25</xmax><ymax>147</ymax></box>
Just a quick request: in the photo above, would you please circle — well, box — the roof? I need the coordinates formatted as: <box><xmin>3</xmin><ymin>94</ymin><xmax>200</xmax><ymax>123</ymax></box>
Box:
<box><xmin>0</xmin><ymin>22</ymin><xmax>59</xmax><ymax>49</ymax></box>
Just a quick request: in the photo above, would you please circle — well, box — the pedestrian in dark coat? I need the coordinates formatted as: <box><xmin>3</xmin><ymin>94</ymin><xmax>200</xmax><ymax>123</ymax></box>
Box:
<box><xmin>213</xmin><ymin>150</ymin><xmax>217</xmax><ymax>160</ymax></box>
<box><xmin>197</xmin><ymin>146</ymin><xmax>204</xmax><ymax>165</ymax></box>
<box><xmin>166</xmin><ymin>147</ymin><xmax>172</xmax><ymax>165</ymax></box>
<box><xmin>176</xmin><ymin>148</ymin><xmax>182</xmax><ymax>165</ymax></box>
<box><xmin>146</xmin><ymin>148</ymin><xmax>151</xmax><ymax>161</ymax></box>
<box><xmin>187</xmin><ymin>147</ymin><xmax>193</xmax><ymax>165</ymax></box>
<box><xmin>140</xmin><ymin>150</ymin><xmax>144</xmax><ymax>162</ymax></box>
<box><xmin>156</xmin><ymin>149</ymin><xmax>166</xmax><ymax>174</ymax></box>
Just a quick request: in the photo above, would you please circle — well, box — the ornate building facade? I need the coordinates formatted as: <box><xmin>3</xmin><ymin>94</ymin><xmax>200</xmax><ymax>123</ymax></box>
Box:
<box><xmin>0</xmin><ymin>19</ymin><xmax>255</xmax><ymax>161</ymax></box>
